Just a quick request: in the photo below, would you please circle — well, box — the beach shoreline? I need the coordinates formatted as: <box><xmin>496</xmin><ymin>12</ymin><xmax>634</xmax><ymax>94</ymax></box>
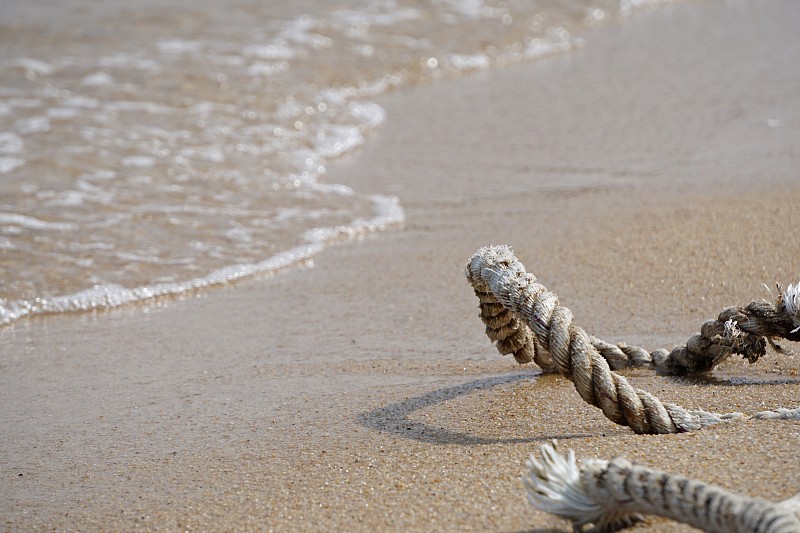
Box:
<box><xmin>2</xmin><ymin>1</ymin><xmax>800</xmax><ymax>531</ymax></box>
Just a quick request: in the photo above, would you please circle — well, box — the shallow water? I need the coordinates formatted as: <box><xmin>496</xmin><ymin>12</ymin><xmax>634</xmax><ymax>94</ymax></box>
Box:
<box><xmin>1</xmin><ymin>0</ymin><xmax>671</xmax><ymax>324</ymax></box>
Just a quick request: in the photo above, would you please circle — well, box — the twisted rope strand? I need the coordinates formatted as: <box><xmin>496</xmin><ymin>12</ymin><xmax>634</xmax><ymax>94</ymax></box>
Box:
<box><xmin>466</xmin><ymin>245</ymin><xmax>800</xmax><ymax>434</ymax></box>
<box><xmin>468</xmin><ymin>246</ymin><xmax>800</xmax><ymax>375</ymax></box>
<box><xmin>524</xmin><ymin>441</ymin><xmax>800</xmax><ymax>533</ymax></box>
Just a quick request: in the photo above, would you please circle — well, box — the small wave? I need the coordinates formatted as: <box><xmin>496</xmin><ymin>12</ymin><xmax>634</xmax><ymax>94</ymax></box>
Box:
<box><xmin>0</xmin><ymin>196</ymin><xmax>404</xmax><ymax>326</ymax></box>
<box><xmin>0</xmin><ymin>0</ymin><xmax>684</xmax><ymax>329</ymax></box>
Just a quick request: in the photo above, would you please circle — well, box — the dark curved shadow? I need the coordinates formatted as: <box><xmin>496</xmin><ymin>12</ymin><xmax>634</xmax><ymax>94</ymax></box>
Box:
<box><xmin>667</xmin><ymin>373</ymin><xmax>800</xmax><ymax>387</ymax></box>
<box><xmin>359</xmin><ymin>371</ymin><xmax>593</xmax><ymax>445</ymax></box>
<box><xmin>509</xmin><ymin>529</ymin><xmax>565</xmax><ymax>533</ymax></box>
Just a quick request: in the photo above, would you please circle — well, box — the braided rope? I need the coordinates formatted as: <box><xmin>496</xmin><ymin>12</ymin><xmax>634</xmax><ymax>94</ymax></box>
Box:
<box><xmin>466</xmin><ymin>245</ymin><xmax>800</xmax><ymax>434</ymax></box>
<box><xmin>524</xmin><ymin>441</ymin><xmax>800</xmax><ymax>533</ymax></box>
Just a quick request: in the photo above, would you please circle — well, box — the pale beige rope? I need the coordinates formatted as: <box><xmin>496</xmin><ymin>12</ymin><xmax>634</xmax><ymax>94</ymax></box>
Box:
<box><xmin>524</xmin><ymin>441</ymin><xmax>800</xmax><ymax>533</ymax></box>
<box><xmin>468</xmin><ymin>246</ymin><xmax>800</xmax><ymax>375</ymax></box>
<box><xmin>466</xmin><ymin>245</ymin><xmax>800</xmax><ymax>434</ymax></box>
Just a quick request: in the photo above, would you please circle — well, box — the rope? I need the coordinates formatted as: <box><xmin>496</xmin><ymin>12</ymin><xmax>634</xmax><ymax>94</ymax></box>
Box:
<box><xmin>524</xmin><ymin>441</ymin><xmax>800</xmax><ymax>533</ymax></box>
<box><xmin>465</xmin><ymin>245</ymin><xmax>800</xmax><ymax>434</ymax></box>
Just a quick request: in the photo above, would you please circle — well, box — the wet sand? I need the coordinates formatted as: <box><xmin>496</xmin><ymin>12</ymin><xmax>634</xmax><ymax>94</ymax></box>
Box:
<box><xmin>2</xmin><ymin>0</ymin><xmax>800</xmax><ymax>531</ymax></box>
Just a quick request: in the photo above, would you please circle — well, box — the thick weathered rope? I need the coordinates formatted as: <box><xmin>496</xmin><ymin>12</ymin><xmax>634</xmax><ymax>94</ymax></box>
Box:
<box><xmin>467</xmin><ymin>246</ymin><xmax>800</xmax><ymax>374</ymax></box>
<box><xmin>524</xmin><ymin>441</ymin><xmax>800</xmax><ymax>533</ymax></box>
<box><xmin>465</xmin><ymin>245</ymin><xmax>800</xmax><ymax>434</ymax></box>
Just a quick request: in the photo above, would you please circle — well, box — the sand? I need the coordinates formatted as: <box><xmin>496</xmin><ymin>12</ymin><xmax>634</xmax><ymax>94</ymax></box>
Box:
<box><xmin>2</xmin><ymin>0</ymin><xmax>800</xmax><ymax>531</ymax></box>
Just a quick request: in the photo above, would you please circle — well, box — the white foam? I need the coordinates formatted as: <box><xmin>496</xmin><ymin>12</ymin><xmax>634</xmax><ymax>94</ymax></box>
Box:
<box><xmin>525</xmin><ymin>32</ymin><xmax>573</xmax><ymax>60</ymax></box>
<box><xmin>82</xmin><ymin>72</ymin><xmax>114</xmax><ymax>86</ymax></box>
<box><xmin>0</xmin><ymin>0</ymin><xmax>651</xmax><ymax>331</ymax></box>
<box><xmin>314</xmin><ymin>124</ymin><xmax>364</xmax><ymax>159</ymax></box>
<box><xmin>435</xmin><ymin>0</ymin><xmax>485</xmax><ymax>18</ymax></box>
<box><xmin>320</xmin><ymin>76</ymin><xmax>402</xmax><ymax>106</ymax></box>
<box><xmin>0</xmin><ymin>157</ymin><xmax>25</xmax><ymax>174</ymax></box>
<box><xmin>446</xmin><ymin>53</ymin><xmax>491</xmax><ymax>71</ymax></box>
<box><xmin>107</xmin><ymin>101</ymin><xmax>175</xmax><ymax>114</ymax></box>
<box><xmin>178</xmin><ymin>146</ymin><xmax>226</xmax><ymax>163</ymax></box>
<box><xmin>47</xmin><ymin>107</ymin><xmax>80</xmax><ymax>119</ymax></box>
<box><xmin>45</xmin><ymin>190</ymin><xmax>86</xmax><ymax>207</ymax></box>
<box><xmin>349</xmin><ymin>101</ymin><xmax>386</xmax><ymax>128</ymax></box>
<box><xmin>80</xmin><ymin>170</ymin><xmax>117</xmax><ymax>181</ymax></box>
<box><xmin>0</xmin><ymin>132</ymin><xmax>24</xmax><ymax>154</ymax></box>
<box><xmin>0</xmin><ymin>212</ymin><xmax>77</xmax><ymax>231</ymax></box>
<box><xmin>225</xmin><ymin>226</ymin><xmax>253</xmax><ymax>243</ymax></box>
<box><xmin>157</xmin><ymin>39</ymin><xmax>203</xmax><ymax>54</ymax></box>
<box><xmin>14</xmin><ymin>58</ymin><xmax>54</xmax><ymax>77</ymax></box>
<box><xmin>8</xmin><ymin>98</ymin><xmax>41</xmax><ymax>108</ymax></box>
<box><xmin>334</xmin><ymin>6</ymin><xmax>421</xmax><ymax>28</ymax></box>
<box><xmin>99</xmin><ymin>54</ymin><xmax>160</xmax><ymax>71</ymax></box>
<box><xmin>618</xmin><ymin>0</ymin><xmax>686</xmax><ymax>17</ymax></box>
<box><xmin>247</xmin><ymin>61</ymin><xmax>290</xmax><ymax>77</ymax></box>
<box><xmin>279</xmin><ymin>16</ymin><xmax>332</xmax><ymax>50</ymax></box>
<box><xmin>243</xmin><ymin>43</ymin><xmax>296</xmax><ymax>60</ymax></box>
<box><xmin>121</xmin><ymin>155</ymin><xmax>156</xmax><ymax>168</ymax></box>
<box><xmin>63</xmin><ymin>95</ymin><xmax>100</xmax><ymax>108</ymax></box>
<box><xmin>14</xmin><ymin>116</ymin><xmax>51</xmax><ymax>134</ymax></box>
<box><xmin>0</xmin><ymin>191</ymin><xmax>404</xmax><ymax>326</ymax></box>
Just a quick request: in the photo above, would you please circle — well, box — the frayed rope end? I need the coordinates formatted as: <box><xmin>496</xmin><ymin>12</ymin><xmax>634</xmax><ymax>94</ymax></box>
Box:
<box><xmin>523</xmin><ymin>442</ymin><xmax>646</xmax><ymax>532</ymax></box>
<box><xmin>523</xmin><ymin>441</ymin><xmax>605</xmax><ymax>527</ymax></box>
<box><xmin>524</xmin><ymin>441</ymin><xmax>600</xmax><ymax>518</ymax></box>
<box><xmin>782</xmin><ymin>283</ymin><xmax>800</xmax><ymax>334</ymax></box>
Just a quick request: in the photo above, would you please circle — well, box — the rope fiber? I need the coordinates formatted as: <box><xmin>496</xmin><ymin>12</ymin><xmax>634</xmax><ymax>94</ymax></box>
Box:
<box><xmin>524</xmin><ymin>441</ymin><xmax>800</xmax><ymax>533</ymax></box>
<box><xmin>465</xmin><ymin>245</ymin><xmax>800</xmax><ymax>434</ymax></box>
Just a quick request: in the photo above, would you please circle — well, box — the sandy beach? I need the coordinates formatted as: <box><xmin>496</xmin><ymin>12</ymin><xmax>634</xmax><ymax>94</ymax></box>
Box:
<box><xmin>2</xmin><ymin>0</ymin><xmax>800</xmax><ymax>531</ymax></box>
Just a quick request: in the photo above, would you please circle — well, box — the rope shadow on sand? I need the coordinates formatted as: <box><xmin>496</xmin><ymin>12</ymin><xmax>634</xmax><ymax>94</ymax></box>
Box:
<box><xmin>510</xmin><ymin>529</ymin><xmax>566</xmax><ymax>533</ymax></box>
<box><xmin>667</xmin><ymin>373</ymin><xmax>800</xmax><ymax>387</ymax></box>
<box><xmin>358</xmin><ymin>371</ymin><xmax>593</xmax><ymax>445</ymax></box>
